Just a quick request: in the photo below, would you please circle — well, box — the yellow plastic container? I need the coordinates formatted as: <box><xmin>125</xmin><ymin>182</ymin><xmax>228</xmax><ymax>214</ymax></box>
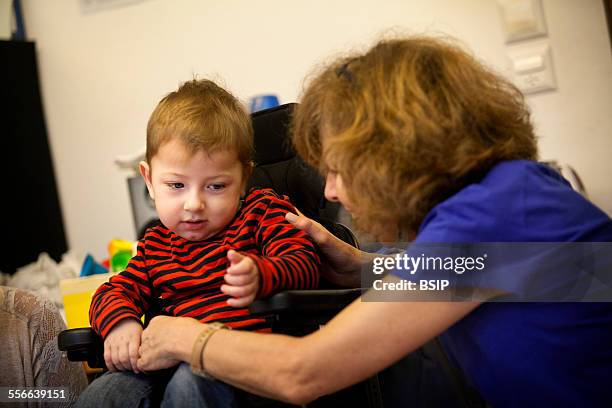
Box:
<box><xmin>60</xmin><ymin>273</ymin><xmax>115</xmax><ymax>329</ymax></box>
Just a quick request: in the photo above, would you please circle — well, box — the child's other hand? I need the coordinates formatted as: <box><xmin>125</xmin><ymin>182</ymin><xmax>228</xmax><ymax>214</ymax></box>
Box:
<box><xmin>222</xmin><ymin>249</ymin><xmax>260</xmax><ymax>308</ymax></box>
<box><xmin>104</xmin><ymin>319</ymin><xmax>143</xmax><ymax>373</ymax></box>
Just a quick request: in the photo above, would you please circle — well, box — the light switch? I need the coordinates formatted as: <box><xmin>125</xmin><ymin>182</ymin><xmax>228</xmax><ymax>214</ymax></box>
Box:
<box><xmin>507</xmin><ymin>42</ymin><xmax>556</xmax><ymax>95</ymax></box>
<box><xmin>512</xmin><ymin>54</ymin><xmax>543</xmax><ymax>73</ymax></box>
<box><xmin>497</xmin><ymin>0</ymin><xmax>547</xmax><ymax>43</ymax></box>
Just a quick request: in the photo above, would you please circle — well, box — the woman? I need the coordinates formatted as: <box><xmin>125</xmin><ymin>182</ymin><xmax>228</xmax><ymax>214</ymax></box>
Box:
<box><xmin>137</xmin><ymin>36</ymin><xmax>612</xmax><ymax>406</ymax></box>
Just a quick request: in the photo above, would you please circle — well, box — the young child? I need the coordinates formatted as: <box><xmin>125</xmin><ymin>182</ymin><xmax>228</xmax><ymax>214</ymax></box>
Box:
<box><xmin>78</xmin><ymin>79</ymin><xmax>320</xmax><ymax>407</ymax></box>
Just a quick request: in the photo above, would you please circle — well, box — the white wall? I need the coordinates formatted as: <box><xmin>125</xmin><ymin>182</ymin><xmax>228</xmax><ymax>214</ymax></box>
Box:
<box><xmin>21</xmin><ymin>0</ymin><xmax>612</xmax><ymax>260</ymax></box>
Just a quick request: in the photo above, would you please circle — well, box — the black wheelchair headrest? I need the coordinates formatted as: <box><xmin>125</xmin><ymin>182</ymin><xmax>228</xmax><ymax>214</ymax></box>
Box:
<box><xmin>251</xmin><ymin>104</ymin><xmax>297</xmax><ymax>165</ymax></box>
<box><xmin>248</xmin><ymin>103</ymin><xmax>340</xmax><ymax>222</ymax></box>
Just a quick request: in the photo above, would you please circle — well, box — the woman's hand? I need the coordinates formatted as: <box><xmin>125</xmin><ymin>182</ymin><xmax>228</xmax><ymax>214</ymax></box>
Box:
<box><xmin>285</xmin><ymin>210</ymin><xmax>371</xmax><ymax>287</ymax></box>
<box><xmin>103</xmin><ymin>319</ymin><xmax>143</xmax><ymax>373</ymax></box>
<box><xmin>137</xmin><ymin>316</ymin><xmax>203</xmax><ymax>372</ymax></box>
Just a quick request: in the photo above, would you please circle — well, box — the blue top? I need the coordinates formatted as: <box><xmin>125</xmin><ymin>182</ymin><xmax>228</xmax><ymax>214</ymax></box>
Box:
<box><xmin>394</xmin><ymin>160</ymin><xmax>612</xmax><ymax>407</ymax></box>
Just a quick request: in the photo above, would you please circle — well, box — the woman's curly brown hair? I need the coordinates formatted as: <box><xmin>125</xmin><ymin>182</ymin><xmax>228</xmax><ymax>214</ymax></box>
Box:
<box><xmin>292</xmin><ymin>35</ymin><xmax>538</xmax><ymax>239</ymax></box>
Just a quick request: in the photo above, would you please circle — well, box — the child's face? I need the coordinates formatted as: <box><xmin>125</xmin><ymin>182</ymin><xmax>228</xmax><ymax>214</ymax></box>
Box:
<box><xmin>140</xmin><ymin>139</ymin><xmax>245</xmax><ymax>241</ymax></box>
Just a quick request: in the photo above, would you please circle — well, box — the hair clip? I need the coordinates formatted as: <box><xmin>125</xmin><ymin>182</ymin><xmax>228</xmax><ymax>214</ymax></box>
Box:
<box><xmin>336</xmin><ymin>62</ymin><xmax>355</xmax><ymax>83</ymax></box>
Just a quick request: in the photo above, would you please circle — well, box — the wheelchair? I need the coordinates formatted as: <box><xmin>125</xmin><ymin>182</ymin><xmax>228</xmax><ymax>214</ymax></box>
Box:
<box><xmin>58</xmin><ymin>103</ymin><xmax>482</xmax><ymax>408</ymax></box>
<box><xmin>57</xmin><ymin>103</ymin><xmax>382</xmax><ymax>406</ymax></box>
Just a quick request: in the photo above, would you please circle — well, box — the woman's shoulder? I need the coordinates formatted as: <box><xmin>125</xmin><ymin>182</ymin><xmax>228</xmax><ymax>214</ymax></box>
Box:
<box><xmin>417</xmin><ymin>160</ymin><xmax>611</xmax><ymax>242</ymax></box>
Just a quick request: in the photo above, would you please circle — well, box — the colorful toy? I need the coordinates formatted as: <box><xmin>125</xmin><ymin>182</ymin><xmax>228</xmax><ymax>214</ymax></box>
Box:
<box><xmin>108</xmin><ymin>239</ymin><xmax>136</xmax><ymax>273</ymax></box>
<box><xmin>79</xmin><ymin>254</ymin><xmax>108</xmax><ymax>277</ymax></box>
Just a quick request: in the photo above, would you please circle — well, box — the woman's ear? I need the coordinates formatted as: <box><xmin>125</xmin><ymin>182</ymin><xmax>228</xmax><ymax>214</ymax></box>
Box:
<box><xmin>139</xmin><ymin>161</ymin><xmax>155</xmax><ymax>200</ymax></box>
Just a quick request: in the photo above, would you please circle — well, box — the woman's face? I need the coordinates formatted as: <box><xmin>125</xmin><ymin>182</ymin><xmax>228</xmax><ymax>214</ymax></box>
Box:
<box><xmin>321</xmin><ymin>124</ymin><xmax>354</xmax><ymax>212</ymax></box>
<box><xmin>324</xmin><ymin>170</ymin><xmax>353</xmax><ymax>212</ymax></box>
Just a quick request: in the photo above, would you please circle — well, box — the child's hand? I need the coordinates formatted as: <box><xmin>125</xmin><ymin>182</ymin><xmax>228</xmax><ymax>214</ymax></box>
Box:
<box><xmin>104</xmin><ymin>319</ymin><xmax>143</xmax><ymax>373</ymax></box>
<box><xmin>221</xmin><ymin>250</ymin><xmax>260</xmax><ymax>308</ymax></box>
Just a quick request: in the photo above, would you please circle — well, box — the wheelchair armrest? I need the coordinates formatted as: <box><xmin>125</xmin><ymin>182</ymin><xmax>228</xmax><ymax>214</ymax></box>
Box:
<box><xmin>57</xmin><ymin>290</ymin><xmax>361</xmax><ymax>364</ymax></box>
<box><xmin>250</xmin><ymin>289</ymin><xmax>361</xmax><ymax>314</ymax></box>
<box><xmin>57</xmin><ymin>327</ymin><xmax>106</xmax><ymax>368</ymax></box>
<box><xmin>249</xmin><ymin>289</ymin><xmax>361</xmax><ymax>336</ymax></box>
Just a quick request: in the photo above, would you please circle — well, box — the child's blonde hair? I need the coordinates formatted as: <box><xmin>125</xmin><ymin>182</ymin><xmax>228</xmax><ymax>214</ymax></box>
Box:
<box><xmin>147</xmin><ymin>79</ymin><xmax>254</xmax><ymax>178</ymax></box>
<box><xmin>292</xmin><ymin>35</ymin><xmax>537</xmax><ymax>238</ymax></box>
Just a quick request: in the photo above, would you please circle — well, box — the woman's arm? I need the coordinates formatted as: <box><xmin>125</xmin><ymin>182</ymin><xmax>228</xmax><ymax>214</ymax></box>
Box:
<box><xmin>139</xmin><ymin>275</ymin><xmax>486</xmax><ymax>404</ymax></box>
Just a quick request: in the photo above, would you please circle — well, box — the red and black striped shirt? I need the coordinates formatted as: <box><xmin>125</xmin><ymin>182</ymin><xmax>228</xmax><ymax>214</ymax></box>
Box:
<box><xmin>90</xmin><ymin>188</ymin><xmax>320</xmax><ymax>338</ymax></box>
